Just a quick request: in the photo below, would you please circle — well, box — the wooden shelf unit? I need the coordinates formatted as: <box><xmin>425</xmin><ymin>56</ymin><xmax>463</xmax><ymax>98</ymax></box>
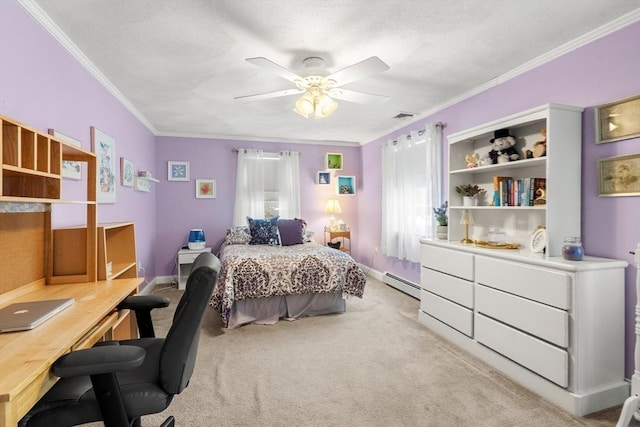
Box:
<box><xmin>1</xmin><ymin>114</ymin><xmax>97</xmax><ymax>289</ymax></box>
<box><xmin>98</xmin><ymin>222</ymin><xmax>138</xmax><ymax>280</ymax></box>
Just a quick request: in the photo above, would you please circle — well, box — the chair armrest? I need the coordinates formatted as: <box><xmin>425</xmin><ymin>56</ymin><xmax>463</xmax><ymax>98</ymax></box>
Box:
<box><xmin>52</xmin><ymin>345</ymin><xmax>145</xmax><ymax>378</ymax></box>
<box><xmin>117</xmin><ymin>295</ymin><xmax>170</xmax><ymax>311</ymax></box>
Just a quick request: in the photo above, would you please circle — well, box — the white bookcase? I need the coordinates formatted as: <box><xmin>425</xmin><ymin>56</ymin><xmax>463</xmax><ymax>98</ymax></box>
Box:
<box><xmin>447</xmin><ymin>103</ymin><xmax>583</xmax><ymax>256</ymax></box>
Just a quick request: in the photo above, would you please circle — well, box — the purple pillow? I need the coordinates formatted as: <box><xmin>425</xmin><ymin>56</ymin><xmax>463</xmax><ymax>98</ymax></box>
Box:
<box><xmin>278</xmin><ymin>218</ymin><xmax>305</xmax><ymax>246</ymax></box>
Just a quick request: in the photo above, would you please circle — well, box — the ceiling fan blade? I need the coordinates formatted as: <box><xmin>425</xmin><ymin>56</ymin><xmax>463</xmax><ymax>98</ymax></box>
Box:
<box><xmin>327</xmin><ymin>56</ymin><xmax>390</xmax><ymax>87</ymax></box>
<box><xmin>234</xmin><ymin>88</ymin><xmax>303</xmax><ymax>102</ymax></box>
<box><xmin>328</xmin><ymin>88</ymin><xmax>389</xmax><ymax>105</ymax></box>
<box><xmin>245</xmin><ymin>57</ymin><xmax>302</xmax><ymax>83</ymax></box>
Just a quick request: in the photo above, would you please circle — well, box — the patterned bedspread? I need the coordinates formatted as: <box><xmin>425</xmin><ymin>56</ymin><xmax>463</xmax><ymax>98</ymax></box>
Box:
<box><xmin>209</xmin><ymin>241</ymin><xmax>366</xmax><ymax>324</ymax></box>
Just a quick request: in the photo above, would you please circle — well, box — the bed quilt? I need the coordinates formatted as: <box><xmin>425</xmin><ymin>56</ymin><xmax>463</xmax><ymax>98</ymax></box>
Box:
<box><xmin>209</xmin><ymin>241</ymin><xmax>366</xmax><ymax>325</ymax></box>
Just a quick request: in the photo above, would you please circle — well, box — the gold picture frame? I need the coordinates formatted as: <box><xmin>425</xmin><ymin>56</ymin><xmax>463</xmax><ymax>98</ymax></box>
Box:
<box><xmin>598</xmin><ymin>153</ymin><xmax>640</xmax><ymax>197</ymax></box>
<box><xmin>595</xmin><ymin>94</ymin><xmax>640</xmax><ymax>144</ymax></box>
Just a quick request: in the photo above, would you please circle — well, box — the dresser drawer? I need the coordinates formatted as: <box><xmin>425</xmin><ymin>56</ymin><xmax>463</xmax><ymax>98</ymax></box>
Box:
<box><xmin>475</xmin><ymin>314</ymin><xmax>568</xmax><ymax>387</ymax></box>
<box><xmin>421</xmin><ymin>267</ymin><xmax>473</xmax><ymax>308</ymax></box>
<box><xmin>475</xmin><ymin>256</ymin><xmax>570</xmax><ymax>310</ymax></box>
<box><xmin>420</xmin><ymin>290</ymin><xmax>473</xmax><ymax>337</ymax></box>
<box><xmin>476</xmin><ymin>284</ymin><xmax>568</xmax><ymax>348</ymax></box>
<box><xmin>421</xmin><ymin>244</ymin><xmax>473</xmax><ymax>281</ymax></box>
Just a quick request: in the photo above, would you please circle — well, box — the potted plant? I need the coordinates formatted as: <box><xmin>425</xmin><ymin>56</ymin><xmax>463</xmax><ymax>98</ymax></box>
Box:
<box><xmin>433</xmin><ymin>201</ymin><xmax>448</xmax><ymax>240</ymax></box>
<box><xmin>455</xmin><ymin>184</ymin><xmax>484</xmax><ymax>206</ymax></box>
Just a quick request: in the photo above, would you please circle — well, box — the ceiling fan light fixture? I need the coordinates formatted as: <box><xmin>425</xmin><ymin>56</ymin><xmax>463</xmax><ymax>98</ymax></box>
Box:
<box><xmin>314</xmin><ymin>94</ymin><xmax>338</xmax><ymax>118</ymax></box>
<box><xmin>295</xmin><ymin>92</ymin><xmax>316</xmax><ymax>116</ymax></box>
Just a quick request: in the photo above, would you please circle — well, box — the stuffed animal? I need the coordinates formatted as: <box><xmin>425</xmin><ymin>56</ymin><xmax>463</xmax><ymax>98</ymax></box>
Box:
<box><xmin>488</xmin><ymin>128</ymin><xmax>520</xmax><ymax>164</ymax></box>
<box><xmin>533</xmin><ymin>127</ymin><xmax>547</xmax><ymax>158</ymax></box>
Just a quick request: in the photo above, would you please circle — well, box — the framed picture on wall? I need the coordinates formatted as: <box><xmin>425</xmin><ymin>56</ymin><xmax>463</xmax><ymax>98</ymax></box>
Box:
<box><xmin>120</xmin><ymin>158</ymin><xmax>134</xmax><ymax>187</ymax></box>
<box><xmin>91</xmin><ymin>127</ymin><xmax>117</xmax><ymax>204</ymax></box>
<box><xmin>595</xmin><ymin>94</ymin><xmax>640</xmax><ymax>144</ymax></box>
<box><xmin>49</xmin><ymin>129</ymin><xmax>82</xmax><ymax>180</ymax></box>
<box><xmin>337</xmin><ymin>176</ymin><xmax>356</xmax><ymax>195</ymax></box>
<box><xmin>598</xmin><ymin>153</ymin><xmax>640</xmax><ymax>197</ymax></box>
<box><xmin>316</xmin><ymin>171</ymin><xmax>331</xmax><ymax>185</ymax></box>
<box><xmin>325</xmin><ymin>153</ymin><xmax>343</xmax><ymax>170</ymax></box>
<box><xmin>196</xmin><ymin>179</ymin><xmax>216</xmax><ymax>198</ymax></box>
<box><xmin>168</xmin><ymin>160</ymin><xmax>190</xmax><ymax>181</ymax></box>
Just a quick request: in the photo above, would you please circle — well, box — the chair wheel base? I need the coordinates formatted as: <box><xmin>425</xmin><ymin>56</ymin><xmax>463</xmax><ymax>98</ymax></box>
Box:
<box><xmin>160</xmin><ymin>416</ymin><xmax>175</xmax><ymax>427</ymax></box>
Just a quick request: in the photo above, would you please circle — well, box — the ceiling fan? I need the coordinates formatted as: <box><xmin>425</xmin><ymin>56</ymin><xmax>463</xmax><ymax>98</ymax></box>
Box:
<box><xmin>235</xmin><ymin>56</ymin><xmax>390</xmax><ymax>118</ymax></box>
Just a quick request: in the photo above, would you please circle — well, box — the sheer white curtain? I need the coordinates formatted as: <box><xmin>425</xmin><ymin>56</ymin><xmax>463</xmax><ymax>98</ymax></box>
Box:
<box><xmin>278</xmin><ymin>150</ymin><xmax>301</xmax><ymax>219</ymax></box>
<box><xmin>233</xmin><ymin>149</ymin><xmax>265</xmax><ymax>226</ymax></box>
<box><xmin>381</xmin><ymin>123</ymin><xmax>442</xmax><ymax>262</ymax></box>
<box><xmin>232</xmin><ymin>149</ymin><xmax>301</xmax><ymax>226</ymax></box>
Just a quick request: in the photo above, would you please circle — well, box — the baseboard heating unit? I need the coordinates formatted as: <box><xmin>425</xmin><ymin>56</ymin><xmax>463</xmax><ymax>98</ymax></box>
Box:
<box><xmin>382</xmin><ymin>272</ymin><xmax>420</xmax><ymax>299</ymax></box>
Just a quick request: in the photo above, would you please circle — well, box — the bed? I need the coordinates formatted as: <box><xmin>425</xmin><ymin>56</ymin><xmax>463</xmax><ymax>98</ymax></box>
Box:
<box><xmin>209</xmin><ymin>218</ymin><xmax>367</xmax><ymax>328</ymax></box>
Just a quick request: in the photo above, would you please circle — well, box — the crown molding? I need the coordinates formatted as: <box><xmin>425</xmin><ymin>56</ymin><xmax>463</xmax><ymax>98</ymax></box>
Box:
<box><xmin>18</xmin><ymin>0</ymin><xmax>158</xmax><ymax>134</ymax></box>
<box><xmin>364</xmin><ymin>8</ymin><xmax>640</xmax><ymax>145</ymax></box>
<box><xmin>156</xmin><ymin>130</ymin><xmax>361</xmax><ymax>147</ymax></box>
<box><xmin>19</xmin><ymin>1</ymin><xmax>639</xmax><ymax>145</ymax></box>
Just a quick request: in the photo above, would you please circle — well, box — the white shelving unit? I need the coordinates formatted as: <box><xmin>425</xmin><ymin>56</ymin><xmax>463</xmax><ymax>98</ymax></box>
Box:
<box><xmin>447</xmin><ymin>103</ymin><xmax>583</xmax><ymax>256</ymax></box>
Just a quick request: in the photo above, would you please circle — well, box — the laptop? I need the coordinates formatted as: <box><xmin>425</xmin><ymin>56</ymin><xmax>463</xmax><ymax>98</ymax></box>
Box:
<box><xmin>0</xmin><ymin>298</ymin><xmax>74</xmax><ymax>333</ymax></box>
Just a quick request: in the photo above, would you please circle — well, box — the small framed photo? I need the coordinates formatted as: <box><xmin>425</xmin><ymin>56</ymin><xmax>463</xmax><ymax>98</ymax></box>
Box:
<box><xmin>598</xmin><ymin>153</ymin><xmax>640</xmax><ymax>197</ymax></box>
<box><xmin>325</xmin><ymin>153</ymin><xmax>343</xmax><ymax>170</ymax></box>
<box><xmin>92</xmin><ymin>127</ymin><xmax>117</xmax><ymax>204</ymax></box>
<box><xmin>337</xmin><ymin>175</ymin><xmax>356</xmax><ymax>195</ymax></box>
<box><xmin>316</xmin><ymin>171</ymin><xmax>331</xmax><ymax>185</ymax></box>
<box><xmin>168</xmin><ymin>161</ymin><xmax>189</xmax><ymax>181</ymax></box>
<box><xmin>120</xmin><ymin>158</ymin><xmax>134</xmax><ymax>187</ymax></box>
<box><xmin>595</xmin><ymin>94</ymin><xmax>640</xmax><ymax>144</ymax></box>
<box><xmin>49</xmin><ymin>129</ymin><xmax>82</xmax><ymax>180</ymax></box>
<box><xmin>196</xmin><ymin>179</ymin><xmax>216</xmax><ymax>198</ymax></box>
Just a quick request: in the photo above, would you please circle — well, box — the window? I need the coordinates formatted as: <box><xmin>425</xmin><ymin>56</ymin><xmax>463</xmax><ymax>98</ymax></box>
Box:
<box><xmin>233</xmin><ymin>149</ymin><xmax>300</xmax><ymax>225</ymax></box>
<box><xmin>381</xmin><ymin>124</ymin><xmax>442</xmax><ymax>263</ymax></box>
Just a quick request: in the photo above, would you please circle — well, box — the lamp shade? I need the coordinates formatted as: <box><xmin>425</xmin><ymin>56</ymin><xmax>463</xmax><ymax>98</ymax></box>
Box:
<box><xmin>295</xmin><ymin>92</ymin><xmax>315</xmax><ymax>116</ymax></box>
<box><xmin>324</xmin><ymin>199</ymin><xmax>342</xmax><ymax>214</ymax></box>
<box><xmin>314</xmin><ymin>94</ymin><xmax>338</xmax><ymax>118</ymax></box>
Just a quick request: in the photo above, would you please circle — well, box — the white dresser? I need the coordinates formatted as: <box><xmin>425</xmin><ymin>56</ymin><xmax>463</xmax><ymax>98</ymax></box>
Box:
<box><xmin>419</xmin><ymin>239</ymin><xmax>628</xmax><ymax>416</ymax></box>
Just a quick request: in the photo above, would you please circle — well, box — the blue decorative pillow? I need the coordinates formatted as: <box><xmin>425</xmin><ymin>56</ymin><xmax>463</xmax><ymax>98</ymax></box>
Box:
<box><xmin>247</xmin><ymin>217</ymin><xmax>281</xmax><ymax>246</ymax></box>
<box><xmin>278</xmin><ymin>218</ymin><xmax>305</xmax><ymax>246</ymax></box>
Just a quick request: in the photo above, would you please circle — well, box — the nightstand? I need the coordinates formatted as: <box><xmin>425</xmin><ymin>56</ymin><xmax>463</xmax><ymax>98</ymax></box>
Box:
<box><xmin>177</xmin><ymin>247</ymin><xmax>211</xmax><ymax>290</ymax></box>
<box><xmin>325</xmin><ymin>229</ymin><xmax>351</xmax><ymax>253</ymax></box>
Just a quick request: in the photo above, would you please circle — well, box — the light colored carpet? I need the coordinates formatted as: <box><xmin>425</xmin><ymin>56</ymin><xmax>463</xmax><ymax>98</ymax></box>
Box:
<box><xmin>138</xmin><ymin>277</ymin><xmax>626</xmax><ymax>427</ymax></box>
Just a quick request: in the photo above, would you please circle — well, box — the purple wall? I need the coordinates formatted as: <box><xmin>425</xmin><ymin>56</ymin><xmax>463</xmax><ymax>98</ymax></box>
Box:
<box><xmin>359</xmin><ymin>22</ymin><xmax>640</xmax><ymax>377</ymax></box>
<box><xmin>3</xmin><ymin>0</ymin><xmax>640</xmax><ymax>378</ymax></box>
<box><xmin>0</xmin><ymin>1</ymin><xmax>158</xmax><ymax>281</ymax></box>
<box><xmin>154</xmin><ymin>137</ymin><xmax>361</xmax><ymax>275</ymax></box>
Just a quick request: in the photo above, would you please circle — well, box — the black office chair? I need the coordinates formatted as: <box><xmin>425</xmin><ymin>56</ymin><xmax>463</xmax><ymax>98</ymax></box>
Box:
<box><xmin>19</xmin><ymin>252</ymin><xmax>221</xmax><ymax>427</ymax></box>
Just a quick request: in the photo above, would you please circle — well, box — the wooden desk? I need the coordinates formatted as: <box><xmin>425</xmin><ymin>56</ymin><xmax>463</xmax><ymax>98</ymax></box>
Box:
<box><xmin>0</xmin><ymin>277</ymin><xmax>142</xmax><ymax>427</ymax></box>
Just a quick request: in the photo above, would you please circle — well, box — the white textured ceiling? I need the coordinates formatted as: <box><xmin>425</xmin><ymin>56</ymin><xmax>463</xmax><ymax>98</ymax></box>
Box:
<box><xmin>27</xmin><ymin>0</ymin><xmax>640</xmax><ymax>145</ymax></box>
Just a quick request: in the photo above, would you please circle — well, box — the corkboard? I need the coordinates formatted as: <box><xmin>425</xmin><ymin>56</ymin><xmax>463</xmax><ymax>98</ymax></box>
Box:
<box><xmin>0</xmin><ymin>212</ymin><xmax>46</xmax><ymax>294</ymax></box>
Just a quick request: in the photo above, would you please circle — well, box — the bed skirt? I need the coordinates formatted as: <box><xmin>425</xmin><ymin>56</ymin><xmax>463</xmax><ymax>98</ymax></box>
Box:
<box><xmin>226</xmin><ymin>292</ymin><xmax>346</xmax><ymax>329</ymax></box>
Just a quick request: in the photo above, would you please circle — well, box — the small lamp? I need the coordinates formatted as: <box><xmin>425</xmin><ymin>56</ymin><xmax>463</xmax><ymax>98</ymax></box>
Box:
<box><xmin>324</xmin><ymin>199</ymin><xmax>342</xmax><ymax>228</ymax></box>
<box><xmin>460</xmin><ymin>210</ymin><xmax>474</xmax><ymax>244</ymax></box>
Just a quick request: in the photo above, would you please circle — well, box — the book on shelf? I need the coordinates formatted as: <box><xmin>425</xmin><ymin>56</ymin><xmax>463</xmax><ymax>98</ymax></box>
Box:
<box><xmin>492</xmin><ymin>176</ymin><xmax>546</xmax><ymax>207</ymax></box>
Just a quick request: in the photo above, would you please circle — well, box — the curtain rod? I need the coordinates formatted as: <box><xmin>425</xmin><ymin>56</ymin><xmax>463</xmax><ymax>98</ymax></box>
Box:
<box><xmin>389</xmin><ymin>121</ymin><xmax>447</xmax><ymax>144</ymax></box>
<box><xmin>232</xmin><ymin>148</ymin><xmax>301</xmax><ymax>155</ymax></box>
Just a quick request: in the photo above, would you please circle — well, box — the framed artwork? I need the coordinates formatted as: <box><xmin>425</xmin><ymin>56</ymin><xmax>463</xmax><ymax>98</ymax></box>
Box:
<box><xmin>196</xmin><ymin>179</ymin><xmax>216</xmax><ymax>198</ymax></box>
<box><xmin>598</xmin><ymin>153</ymin><xmax>640</xmax><ymax>197</ymax></box>
<box><xmin>91</xmin><ymin>127</ymin><xmax>116</xmax><ymax>204</ymax></box>
<box><xmin>48</xmin><ymin>129</ymin><xmax>82</xmax><ymax>180</ymax></box>
<box><xmin>316</xmin><ymin>171</ymin><xmax>331</xmax><ymax>185</ymax></box>
<box><xmin>168</xmin><ymin>161</ymin><xmax>190</xmax><ymax>181</ymax></box>
<box><xmin>120</xmin><ymin>158</ymin><xmax>134</xmax><ymax>187</ymax></box>
<box><xmin>337</xmin><ymin>175</ymin><xmax>356</xmax><ymax>195</ymax></box>
<box><xmin>595</xmin><ymin>94</ymin><xmax>640</xmax><ymax>144</ymax></box>
<box><xmin>134</xmin><ymin>177</ymin><xmax>151</xmax><ymax>192</ymax></box>
<box><xmin>325</xmin><ymin>153</ymin><xmax>343</xmax><ymax>170</ymax></box>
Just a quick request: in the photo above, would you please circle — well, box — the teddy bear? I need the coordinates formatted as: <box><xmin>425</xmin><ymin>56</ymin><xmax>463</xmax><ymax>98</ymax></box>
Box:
<box><xmin>465</xmin><ymin>153</ymin><xmax>480</xmax><ymax>168</ymax></box>
<box><xmin>488</xmin><ymin>128</ymin><xmax>520</xmax><ymax>164</ymax></box>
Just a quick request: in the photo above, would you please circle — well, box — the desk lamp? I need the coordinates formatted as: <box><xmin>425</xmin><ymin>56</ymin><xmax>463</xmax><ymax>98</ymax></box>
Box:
<box><xmin>324</xmin><ymin>199</ymin><xmax>342</xmax><ymax>230</ymax></box>
<box><xmin>460</xmin><ymin>210</ymin><xmax>474</xmax><ymax>244</ymax></box>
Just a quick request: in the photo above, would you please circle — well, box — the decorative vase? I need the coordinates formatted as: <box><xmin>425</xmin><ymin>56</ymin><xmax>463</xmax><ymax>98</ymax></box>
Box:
<box><xmin>463</xmin><ymin>196</ymin><xmax>477</xmax><ymax>207</ymax></box>
<box><xmin>436</xmin><ymin>225</ymin><xmax>448</xmax><ymax>240</ymax></box>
